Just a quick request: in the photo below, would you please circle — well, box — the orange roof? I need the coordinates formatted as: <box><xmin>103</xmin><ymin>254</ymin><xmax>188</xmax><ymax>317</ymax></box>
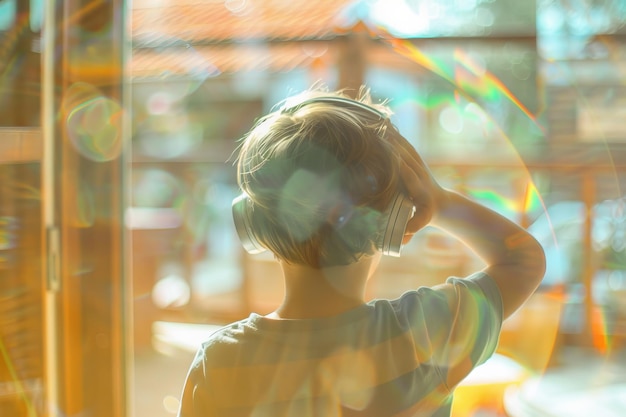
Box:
<box><xmin>131</xmin><ymin>0</ymin><xmax>363</xmax><ymax>78</ymax></box>
<box><xmin>132</xmin><ymin>0</ymin><xmax>358</xmax><ymax>47</ymax></box>
<box><xmin>131</xmin><ymin>41</ymin><xmax>334</xmax><ymax>79</ymax></box>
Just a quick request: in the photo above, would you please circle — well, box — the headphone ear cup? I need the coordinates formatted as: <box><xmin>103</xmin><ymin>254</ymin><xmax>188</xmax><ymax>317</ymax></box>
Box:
<box><xmin>232</xmin><ymin>193</ymin><xmax>267</xmax><ymax>254</ymax></box>
<box><xmin>380</xmin><ymin>193</ymin><xmax>415</xmax><ymax>257</ymax></box>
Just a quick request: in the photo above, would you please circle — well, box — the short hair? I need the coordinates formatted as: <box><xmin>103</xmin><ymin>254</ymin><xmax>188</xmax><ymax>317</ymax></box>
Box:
<box><xmin>236</xmin><ymin>88</ymin><xmax>402</xmax><ymax>268</ymax></box>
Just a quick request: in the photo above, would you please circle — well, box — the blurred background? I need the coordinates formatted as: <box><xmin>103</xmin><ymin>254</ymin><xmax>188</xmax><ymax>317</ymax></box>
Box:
<box><xmin>1</xmin><ymin>0</ymin><xmax>625</xmax><ymax>416</ymax></box>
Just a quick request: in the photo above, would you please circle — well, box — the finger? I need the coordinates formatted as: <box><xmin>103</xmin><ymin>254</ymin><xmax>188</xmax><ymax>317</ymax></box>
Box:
<box><xmin>387</xmin><ymin>131</ymin><xmax>429</xmax><ymax>181</ymax></box>
<box><xmin>399</xmin><ymin>162</ymin><xmax>433</xmax><ymax>234</ymax></box>
<box><xmin>400</xmin><ymin>161</ymin><xmax>427</xmax><ymax>199</ymax></box>
<box><xmin>405</xmin><ymin>204</ymin><xmax>432</xmax><ymax>234</ymax></box>
<box><xmin>385</xmin><ymin>125</ymin><xmax>427</xmax><ymax>166</ymax></box>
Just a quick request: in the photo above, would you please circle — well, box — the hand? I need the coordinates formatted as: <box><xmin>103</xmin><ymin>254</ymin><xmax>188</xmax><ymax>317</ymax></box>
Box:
<box><xmin>386</xmin><ymin>127</ymin><xmax>446</xmax><ymax>243</ymax></box>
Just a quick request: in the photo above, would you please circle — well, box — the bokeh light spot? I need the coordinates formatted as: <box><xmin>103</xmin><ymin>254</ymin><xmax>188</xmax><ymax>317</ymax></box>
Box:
<box><xmin>63</xmin><ymin>82</ymin><xmax>123</xmax><ymax>162</ymax></box>
<box><xmin>224</xmin><ymin>0</ymin><xmax>249</xmax><ymax>16</ymax></box>
<box><xmin>162</xmin><ymin>395</ymin><xmax>180</xmax><ymax>414</ymax></box>
<box><xmin>318</xmin><ymin>347</ymin><xmax>376</xmax><ymax>411</ymax></box>
<box><xmin>439</xmin><ymin>105</ymin><xmax>464</xmax><ymax>134</ymax></box>
<box><xmin>152</xmin><ymin>274</ymin><xmax>190</xmax><ymax>309</ymax></box>
<box><xmin>132</xmin><ymin>169</ymin><xmax>183</xmax><ymax>208</ymax></box>
<box><xmin>147</xmin><ymin>92</ymin><xmax>173</xmax><ymax>115</ymax></box>
<box><xmin>278</xmin><ymin>169</ymin><xmax>341</xmax><ymax>242</ymax></box>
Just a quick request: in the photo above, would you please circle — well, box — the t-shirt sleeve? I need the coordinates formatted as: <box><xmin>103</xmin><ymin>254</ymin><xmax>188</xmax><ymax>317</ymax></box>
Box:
<box><xmin>444</xmin><ymin>273</ymin><xmax>503</xmax><ymax>367</ymax></box>
<box><xmin>397</xmin><ymin>271</ymin><xmax>503</xmax><ymax>390</ymax></box>
<box><xmin>178</xmin><ymin>345</ymin><xmax>215</xmax><ymax>417</ymax></box>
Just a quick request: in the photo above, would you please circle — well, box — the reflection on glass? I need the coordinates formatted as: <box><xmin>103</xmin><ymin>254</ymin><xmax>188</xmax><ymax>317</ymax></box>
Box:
<box><xmin>0</xmin><ymin>164</ymin><xmax>44</xmax><ymax>417</ymax></box>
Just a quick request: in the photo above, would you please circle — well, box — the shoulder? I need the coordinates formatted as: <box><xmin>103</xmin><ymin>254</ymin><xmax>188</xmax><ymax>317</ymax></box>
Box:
<box><xmin>393</xmin><ymin>272</ymin><xmax>502</xmax><ymax>312</ymax></box>
<box><xmin>447</xmin><ymin>271</ymin><xmax>503</xmax><ymax>303</ymax></box>
<box><xmin>191</xmin><ymin>318</ymin><xmax>257</xmax><ymax>366</ymax></box>
<box><xmin>376</xmin><ymin>272</ymin><xmax>503</xmax><ymax>337</ymax></box>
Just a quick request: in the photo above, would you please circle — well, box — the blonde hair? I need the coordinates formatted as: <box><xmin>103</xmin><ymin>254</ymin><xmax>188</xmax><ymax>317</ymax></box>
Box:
<box><xmin>236</xmin><ymin>88</ymin><xmax>402</xmax><ymax>267</ymax></box>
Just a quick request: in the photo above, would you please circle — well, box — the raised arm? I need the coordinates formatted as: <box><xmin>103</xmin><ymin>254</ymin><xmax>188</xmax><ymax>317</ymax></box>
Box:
<box><xmin>429</xmin><ymin>190</ymin><xmax>546</xmax><ymax>319</ymax></box>
<box><xmin>389</xmin><ymin>130</ymin><xmax>546</xmax><ymax>319</ymax></box>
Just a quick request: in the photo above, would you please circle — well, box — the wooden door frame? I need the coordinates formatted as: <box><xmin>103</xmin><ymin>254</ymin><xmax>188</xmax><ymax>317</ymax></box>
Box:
<box><xmin>42</xmin><ymin>1</ymin><xmax>131</xmax><ymax>416</ymax></box>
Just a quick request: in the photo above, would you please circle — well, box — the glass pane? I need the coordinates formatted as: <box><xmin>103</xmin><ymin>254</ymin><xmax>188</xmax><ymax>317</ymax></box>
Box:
<box><xmin>0</xmin><ymin>0</ymin><xmax>44</xmax><ymax>412</ymax></box>
<box><xmin>36</xmin><ymin>0</ymin><xmax>129</xmax><ymax>416</ymax></box>
<box><xmin>0</xmin><ymin>162</ymin><xmax>44</xmax><ymax>417</ymax></box>
<box><xmin>0</xmin><ymin>0</ymin><xmax>40</xmax><ymax>127</ymax></box>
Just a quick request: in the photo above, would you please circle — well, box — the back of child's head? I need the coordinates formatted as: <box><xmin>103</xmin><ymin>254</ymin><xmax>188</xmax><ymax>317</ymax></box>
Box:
<box><xmin>236</xmin><ymin>88</ymin><xmax>402</xmax><ymax>268</ymax></box>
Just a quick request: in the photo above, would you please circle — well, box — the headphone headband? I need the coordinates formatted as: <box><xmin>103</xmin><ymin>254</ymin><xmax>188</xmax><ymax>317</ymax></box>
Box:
<box><xmin>281</xmin><ymin>96</ymin><xmax>387</xmax><ymax>119</ymax></box>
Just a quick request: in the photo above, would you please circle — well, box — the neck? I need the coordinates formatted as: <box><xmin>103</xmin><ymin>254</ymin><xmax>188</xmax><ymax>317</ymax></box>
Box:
<box><xmin>269</xmin><ymin>255</ymin><xmax>380</xmax><ymax>319</ymax></box>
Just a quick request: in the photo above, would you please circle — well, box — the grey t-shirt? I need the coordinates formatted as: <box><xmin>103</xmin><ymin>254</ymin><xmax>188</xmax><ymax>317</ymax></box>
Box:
<box><xmin>178</xmin><ymin>272</ymin><xmax>503</xmax><ymax>417</ymax></box>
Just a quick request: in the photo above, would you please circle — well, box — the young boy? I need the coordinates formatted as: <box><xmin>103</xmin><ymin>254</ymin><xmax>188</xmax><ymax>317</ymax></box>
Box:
<box><xmin>177</xmin><ymin>88</ymin><xmax>546</xmax><ymax>417</ymax></box>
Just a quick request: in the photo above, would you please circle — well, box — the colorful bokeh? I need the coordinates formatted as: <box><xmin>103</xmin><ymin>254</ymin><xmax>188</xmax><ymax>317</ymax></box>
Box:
<box><xmin>62</xmin><ymin>82</ymin><xmax>124</xmax><ymax>162</ymax></box>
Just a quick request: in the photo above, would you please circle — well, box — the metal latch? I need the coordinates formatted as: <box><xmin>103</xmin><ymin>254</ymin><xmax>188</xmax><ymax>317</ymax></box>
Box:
<box><xmin>46</xmin><ymin>226</ymin><xmax>60</xmax><ymax>292</ymax></box>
